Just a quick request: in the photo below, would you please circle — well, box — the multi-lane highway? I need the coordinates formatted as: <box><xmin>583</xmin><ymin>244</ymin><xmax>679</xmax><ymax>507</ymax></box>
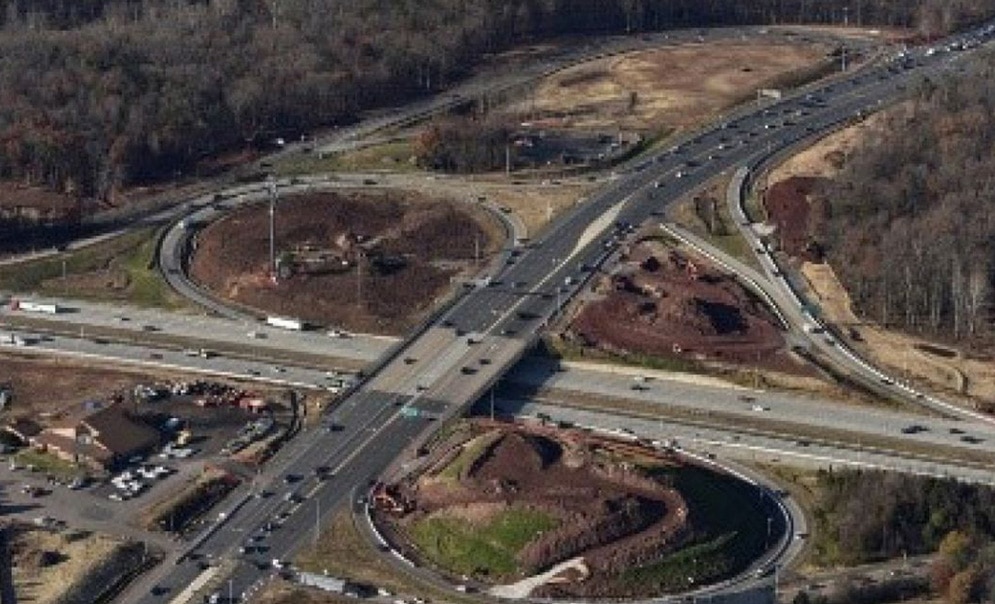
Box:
<box><xmin>137</xmin><ymin>22</ymin><xmax>995</xmax><ymax>601</ymax></box>
<box><xmin>6</xmin><ymin>21</ymin><xmax>995</xmax><ymax>604</ymax></box>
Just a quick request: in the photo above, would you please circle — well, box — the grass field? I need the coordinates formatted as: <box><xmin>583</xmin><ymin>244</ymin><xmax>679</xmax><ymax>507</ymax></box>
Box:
<box><xmin>274</xmin><ymin>140</ymin><xmax>418</xmax><ymax>176</ymax></box>
<box><xmin>544</xmin><ymin>335</ymin><xmax>705</xmax><ymax>375</ymax></box>
<box><xmin>410</xmin><ymin>506</ymin><xmax>559</xmax><ymax>579</ymax></box>
<box><xmin>293</xmin><ymin>508</ymin><xmax>482</xmax><ymax>604</ymax></box>
<box><xmin>0</xmin><ymin>227</ymin><xmax>188</xmax><ymax>310</ymax></box>
<box><xmin>12</xmin><ymin>448</ymin><xmax>81</xmax><ymax>479</ymax></box>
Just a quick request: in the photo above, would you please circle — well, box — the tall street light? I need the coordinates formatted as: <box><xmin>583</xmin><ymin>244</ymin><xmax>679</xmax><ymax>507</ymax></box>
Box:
<box><xmin>268</xmin><ymin>177</ymin><xmax>278</xmax><ymax>282</ymax></box>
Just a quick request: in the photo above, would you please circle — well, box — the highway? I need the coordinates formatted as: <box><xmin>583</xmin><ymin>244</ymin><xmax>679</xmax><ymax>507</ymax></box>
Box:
<box><xmin>7</xmin><ymin>21</ymin><xmax>995</xmax><ymax>604</ymax></box>
<box><xmin>64</xmin><ymin>20</ymin><xmax>995</xmax><ymax>603</ymax></box>
<box><xmin>506</xmin><ymin>359</ymin><xmax>995</xmax><ymax>460</ymax></box>
<box><xmin>0</xmin><ymin>296</ymin><xmax>393</xmax><ymax>367</ymax></box>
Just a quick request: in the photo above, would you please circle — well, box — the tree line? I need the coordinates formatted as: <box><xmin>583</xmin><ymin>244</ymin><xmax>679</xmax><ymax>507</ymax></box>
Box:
<box><xmin>805</xmin><ymin>470</ymin><xmax>995</xmax><ymax>603</ymax></box>
<box><xmin>0</xmin><ymin>0</ymin><xmax>993</xmax><ymax>211</ymax></box>
<box><xmin>817</xmin><ymin>52</ymin><xmax>995</xmax><ymax>345</ymax></box>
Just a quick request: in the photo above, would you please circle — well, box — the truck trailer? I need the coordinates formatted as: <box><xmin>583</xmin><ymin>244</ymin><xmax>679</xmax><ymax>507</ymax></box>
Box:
<box><xmin>265</xmin><ymin>316</ymin><xmax>304</xmax><ymax>331</ymax></box>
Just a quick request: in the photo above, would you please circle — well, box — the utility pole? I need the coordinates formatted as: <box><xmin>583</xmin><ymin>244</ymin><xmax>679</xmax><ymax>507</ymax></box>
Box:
<box><xmin>356</xmin><ymin>249</ymin><xmax>363</xmax><ymax>308</ymax></box>
<box><xmin>505</xmin><ymin>144</ymin><xmax>511</xmax><ymax>175</ymax></box>
<box><xmin>315</xmin><ymin>499</ymin><xmax>321</xmax><ymax>546</ymax></box>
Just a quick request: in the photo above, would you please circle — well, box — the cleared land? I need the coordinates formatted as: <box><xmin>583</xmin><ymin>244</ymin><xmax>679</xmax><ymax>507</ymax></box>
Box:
<box><xmin>5</xmin><ymin>523</ymin><xmax>148</xmax><ymax>604</ymax></box>
<box><xmin>517</xmin><ymin>40</ymin><xmax>833</xmax><ymax>133</ymax></box>
<box><xmin>375</xmin><ymin>420</ymin><xmax>770</xmax><ymax>598</ymax></box>
<box><xmin>760</xmin><ymin>108</ymin><xmax>995</xmax><ymax>405</ymax></box>
<box><xmin>566</xmin><ymin>239</ymin><xmax>810</xmax><ymax>376</ymax></box>
<box><xmin>189</xmin><ymin>189</ymin><xmax>502</xmax><ymax>335</ymax></box>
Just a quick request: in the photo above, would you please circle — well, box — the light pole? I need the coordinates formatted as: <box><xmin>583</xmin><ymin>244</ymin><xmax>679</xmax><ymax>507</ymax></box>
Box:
<box><xmin>268</xmin><ymin>177</ymin><xmax>278</xmax><ymax>281</ymax></box>
<box><xmin>228</xmin><ymin>578</ymin><xmax>233</xmax><ymax>603</ymax></box>
<box><xmin>315</xmin><ymin>498</ymin><xmax>321</xmax><ymax>546</ymax></box>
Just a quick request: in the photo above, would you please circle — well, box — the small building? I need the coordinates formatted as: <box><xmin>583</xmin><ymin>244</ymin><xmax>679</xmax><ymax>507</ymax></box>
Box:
<box><xmin>31</xmin><ymin>404</ymin><xmax>160</xmax><ymax>470</ymax></box>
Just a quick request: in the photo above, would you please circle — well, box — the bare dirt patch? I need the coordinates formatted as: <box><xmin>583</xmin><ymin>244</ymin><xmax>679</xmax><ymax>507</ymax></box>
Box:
<box><xmin>767</xmin><ymin>107</ymin><xmax>897</xmax><ymax>183</ymax></box>
<box><xmin>523</xmin><ymin>40</ymin><xmax>833</xmax><ymax>133</ymax></box>
<box><xmin>764</xmin><ymin>105</ymin><xmax>995</xmax><ymax>406</ymax></box>
<box><xmin>189</xmin><ymin>189</ymin><xmax>501</xmax><ymax>335</ymax></box>
<box><xmin>0</xmin><ymin>354</ymin><xmax>167</xmax><ymax>418</ymax></box>
<box><xmin>801</xmin><ymin>263</ymin><xmax>995</xmax><ymax>403</ymax></box>
<box><xmin>567</xmin><ymin>239</ymin><xmax>807</xmax><ymax>374</ymax></box>
<box><xmin>7</xmin><ymin>523</ymin><xmax>137</xmax><ymax>604</ymax></box>
<box><xmin>379</xmin><ymin>421</ymin><xmax>692</xmax><ymax>597</ymax></box>
<box><xmin>764</xmin><ymin>176</ymin><xmax>823</xmax><ymax>260</ymax></box>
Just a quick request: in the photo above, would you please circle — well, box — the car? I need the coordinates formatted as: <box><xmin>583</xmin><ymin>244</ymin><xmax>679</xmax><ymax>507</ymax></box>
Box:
<box><xmin>283</xmin><ymin>473</ymin><xmax>302</xmax><ymax>484</ymax></box>
<box><xmin>751</xmin><ymin>404</ymin><xmax>770</xmax><ymax>412</ymax></box>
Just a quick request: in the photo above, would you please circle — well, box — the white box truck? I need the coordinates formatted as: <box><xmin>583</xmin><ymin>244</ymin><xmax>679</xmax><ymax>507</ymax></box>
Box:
<box><xmin>266</xmin><ymin>316</ymin><xmax>304</xmax><ymax>331</ymax></box>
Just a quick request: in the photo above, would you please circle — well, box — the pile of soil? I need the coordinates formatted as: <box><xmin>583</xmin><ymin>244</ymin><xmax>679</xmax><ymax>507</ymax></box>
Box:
<box><xmin>570</xmin><ymin>242</ymin><xmax>800</xmax><ymax>371</ymax></box>
<box><xmin>763</xmin><ymin>176</ymin><xmax>826</xmax><ymax>260</ymax></box>
<box><xmin>189</xmin><ymin>190</ymin><xmax>498</xmax><ymax>335</ymax></box>
<box><xmin>383</xmin><ymin>424</ymin><xmax>691</xmax><ymax>594</ymax></box>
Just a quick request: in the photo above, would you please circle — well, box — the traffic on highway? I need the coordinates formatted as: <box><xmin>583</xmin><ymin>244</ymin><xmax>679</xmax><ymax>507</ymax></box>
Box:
<box><xmin>4</xmin><ymin>17</ymin><xmax>995</xmax><ymax>604</ymax></box>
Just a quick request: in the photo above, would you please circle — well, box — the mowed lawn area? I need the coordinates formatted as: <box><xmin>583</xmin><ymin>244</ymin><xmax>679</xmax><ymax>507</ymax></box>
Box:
<box><xmin>410</xmin><ymin>506</ymin><xmax>559</xmax><ymax>579</ymax></box>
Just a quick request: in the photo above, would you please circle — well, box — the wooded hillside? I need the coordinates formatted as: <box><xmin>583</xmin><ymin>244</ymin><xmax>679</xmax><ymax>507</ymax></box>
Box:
<box><xmin>0</xmin><ymin>0</ymin><xmax>993</xmax><ymax>207</ymax></box>
<box><xmin>819</xmin><ymin>54</ymin><xmax>995</xmax><ymax>344</ymax></box>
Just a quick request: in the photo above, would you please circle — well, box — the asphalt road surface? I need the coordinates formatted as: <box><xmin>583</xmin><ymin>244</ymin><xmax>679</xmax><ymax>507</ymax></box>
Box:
<box><xmin>66</xmin><ymin>21</ymin><xmax>995</xmax><ymax>602</ymax></box>
<box><xmin>8</xmin><ymin>22</ymin><xmax>995</xmax><ymax>604</ymax></box>
<box><xmin>503</xmin><ymin>399</ymin><xmax>995</xmax><ymax>486</ymax></box>
<box><xmin>506</xmin><ymin>359</ymin><xmax>995</xmax><ymax>459</ymax></box>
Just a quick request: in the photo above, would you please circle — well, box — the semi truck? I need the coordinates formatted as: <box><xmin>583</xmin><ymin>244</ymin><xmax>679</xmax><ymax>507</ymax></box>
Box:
<box><xmin>13</xmin><ymin>300</ymin><xmax>62</xmax><ymax>314</ymax></box>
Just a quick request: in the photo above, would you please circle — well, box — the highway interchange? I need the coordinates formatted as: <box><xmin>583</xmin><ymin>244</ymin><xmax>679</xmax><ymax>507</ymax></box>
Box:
<box><xmin>3</xmin><ymin>19</ymin><xmax>995</xmax><ymax>604</ymax></box>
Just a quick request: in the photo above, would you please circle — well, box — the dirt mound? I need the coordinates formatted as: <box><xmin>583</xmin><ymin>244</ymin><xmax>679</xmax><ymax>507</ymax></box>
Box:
<box><xmin>570</xmin><ymin>242</ymin><xmax>802</xmax><ymax>371</ymax></box>
<box><xmin>764</xmin><ymin>176</ymin><xmax>827</xmax><ymax>260</ymax></box>
<box><xmin>380</xmin><ymin>423</ymin><xmax>692</xmax><ymax>591</ymax></box>
<box><xmin>189</xmin><ymin>189</ymin><xmax>498</xmax><ymax>334</ymax></box>
<box><xmin>470</xmin><ymin>432</ymin><xmax>563</xmax><ymax>486</ymax></box>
